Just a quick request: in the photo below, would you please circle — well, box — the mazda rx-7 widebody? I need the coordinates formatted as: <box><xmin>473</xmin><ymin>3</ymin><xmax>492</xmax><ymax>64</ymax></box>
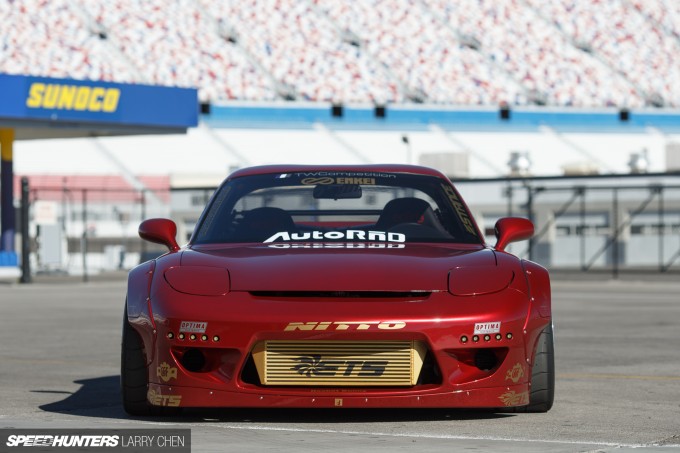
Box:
<box><xmin>122</xmin><ymin>164</ymin><xmax>553</xmax><ymax>415</ymax></box>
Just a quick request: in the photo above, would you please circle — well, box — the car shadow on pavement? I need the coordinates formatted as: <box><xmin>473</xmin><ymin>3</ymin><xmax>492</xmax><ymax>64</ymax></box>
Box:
<box><xmin>38</xmin><ymin>375</ymin><xmax>514</xmax><ymax>422</ymax></box>
<box><xmin>38</xmin><ymin>376</ymin><xmax>129</xmax><ymax>419</ymax></box>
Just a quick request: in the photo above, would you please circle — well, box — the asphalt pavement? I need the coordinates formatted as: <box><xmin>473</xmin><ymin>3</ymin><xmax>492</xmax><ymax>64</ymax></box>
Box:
<box><xmin>0</xmin><ymin>277</ymin><xmax>679</xmax><ymax>452</ymax></box>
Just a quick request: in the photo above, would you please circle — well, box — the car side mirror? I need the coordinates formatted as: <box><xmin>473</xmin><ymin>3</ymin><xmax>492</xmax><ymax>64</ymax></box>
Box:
<box><xmin>494</xmin><ymin>217</ymin><xmax>534</xmax><ymax>252</ymax></box>
<box><xmin>139</xmin><ymin>218</ymin><xmax>180</xmax><ymax>252</ymax></box>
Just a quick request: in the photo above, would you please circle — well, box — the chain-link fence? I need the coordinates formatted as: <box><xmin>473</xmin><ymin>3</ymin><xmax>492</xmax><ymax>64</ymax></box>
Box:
<box><xmin>13</xmin><ymin>174</ymin><xmax>680</xmax><ymax>281</ymax></box>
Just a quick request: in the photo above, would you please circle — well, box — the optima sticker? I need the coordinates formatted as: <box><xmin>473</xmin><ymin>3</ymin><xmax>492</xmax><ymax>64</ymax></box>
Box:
<box><xmin>179</xmin><ymin>321</ymin><xmax>207</xmax><ymax>333</ymax></box>
<box><xmin>264</xmin><ymin>230</ymin><xmax>405</xmax><ymax>243</ymax></box>
<box><xmin>473</xmin><ymin>321</ymin><xmax>501</xmax><ymax>334</ymax></box>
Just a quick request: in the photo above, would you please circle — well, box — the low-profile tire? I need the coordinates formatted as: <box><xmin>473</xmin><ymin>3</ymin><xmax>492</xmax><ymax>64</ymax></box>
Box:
<box><xmin>121</xmin><ymin>306</ymin><xmax>152</xmax><ymax>416</ymax></box>
<box><xmin>516</xmin><ymin>323</ymin><xmax>555</xmax><ymax>413</ymax></box>
<box><xmin>121</xmin><ymin>304</ymin><xmax>180</xmax><ymax>416</ymax></box>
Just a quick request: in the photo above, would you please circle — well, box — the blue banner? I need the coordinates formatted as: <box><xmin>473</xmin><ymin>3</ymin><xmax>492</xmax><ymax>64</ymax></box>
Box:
<box><xmin>0</xmin><ymin>74</ymin><xmax>197</xmax><ymax>129</ymax></box>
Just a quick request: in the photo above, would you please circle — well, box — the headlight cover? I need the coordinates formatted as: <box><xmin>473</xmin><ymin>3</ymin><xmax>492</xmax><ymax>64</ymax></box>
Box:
<box><xmin>164</xmin><ymin>266</ymin><xmax>230</xmax><ymax>296</ymax></box>
<box><xmin>448</xmin><ymin>266</ymin><xmax>514</xmax><ymax>296</ymax></box>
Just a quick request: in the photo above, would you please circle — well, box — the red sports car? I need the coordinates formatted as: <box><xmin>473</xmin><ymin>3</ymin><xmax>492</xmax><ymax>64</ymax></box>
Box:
<box><xmin>122</xmin><ymin>165</ymin><xmax>554</xmax><ymax>414</ymax></box>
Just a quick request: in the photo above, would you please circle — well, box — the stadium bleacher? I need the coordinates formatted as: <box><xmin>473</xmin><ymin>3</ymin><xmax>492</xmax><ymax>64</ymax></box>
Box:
<box><xmin>3</xmin><ymin>0</ymin><xmax>680</xmax><ymax>276</ymax></box>
<box><xmin>2</xmin><ymin>0</ymin><xmax>679</xmax><ymax>106</ymax></box>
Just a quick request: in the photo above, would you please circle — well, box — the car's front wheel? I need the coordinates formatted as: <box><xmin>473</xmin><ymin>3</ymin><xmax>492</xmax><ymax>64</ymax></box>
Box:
<box><xmin>121</xmin><ymin>306</ymin><xmax>152</xmax><ymax>415</ymax></box>
<box><xmin>518</xmin><ymin>323</ymin><xmax>555</xmax><ymax>413</ymax></box>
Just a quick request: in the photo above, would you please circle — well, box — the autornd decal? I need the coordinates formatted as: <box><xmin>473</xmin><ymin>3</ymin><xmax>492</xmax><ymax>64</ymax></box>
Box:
<box><xmin>264</xmin><ymin>230</ymin><xmax>405</xmax><ymax>243</ymax></box>
<box><xmin>268</xmin><ymin>243</ymin><xmax>405</xmax><ymax>249</ymax></box>
<box><xmin>505</xmin><ymin>363</ymin><xmax>524</xmax><ymax>384</ymax></box>
<box><xmin>156</xmin><ymin>362</ymin><xmax>178</xmax><ymax>383</ymax></box>
<box><xmin>498</xmin><ymin>390</ymin><xmax>529</xmax><ymax>407</ymax></box>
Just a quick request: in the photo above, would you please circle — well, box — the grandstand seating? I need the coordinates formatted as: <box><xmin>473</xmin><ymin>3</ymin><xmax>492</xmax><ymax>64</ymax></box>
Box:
<box><xmin>526</xmin><ymin>0</ymin><xmax>680</xmax><ymax>107</ymax></box>
<box><xmin>1</xmin><ymin>0</ymin><xmax>678</xmax><ymax>106</ymax></box>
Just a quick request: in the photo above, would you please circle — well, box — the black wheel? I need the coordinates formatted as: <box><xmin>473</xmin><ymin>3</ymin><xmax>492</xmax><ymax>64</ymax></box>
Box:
<box><xmin>515</xmin><ymin>323</ymin><xmax>555</xmax><ymax>413</ymax></box>
<box><xmin>121</xmin><ymin>305</ymin><xmax>152</xmax><ymax>415</ymax></box>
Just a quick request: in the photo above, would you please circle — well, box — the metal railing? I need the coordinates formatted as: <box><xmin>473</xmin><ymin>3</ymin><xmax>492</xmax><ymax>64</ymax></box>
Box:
<box><xmin>15</xmin><ymin>173</ymin><xmax>680</xmax><ymax>282</ymax></box>
<box><xmin>456</xmin><ymin>172</ymin><xmax>680</xmax><ymax>277</ymax></box>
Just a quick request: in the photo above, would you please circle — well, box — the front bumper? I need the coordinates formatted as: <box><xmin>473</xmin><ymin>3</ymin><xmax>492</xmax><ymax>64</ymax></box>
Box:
<box><xmin>132</xmin><ymin>286</ymin><xmax>548</xmax><ymax>409</ymax></box>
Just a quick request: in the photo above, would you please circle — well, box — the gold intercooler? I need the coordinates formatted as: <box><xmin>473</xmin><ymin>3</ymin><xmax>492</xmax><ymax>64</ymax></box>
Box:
<box><xmin>252</xmin><ymin>340</ymin><xmax>426</xmax><ymax>386</ymax></box>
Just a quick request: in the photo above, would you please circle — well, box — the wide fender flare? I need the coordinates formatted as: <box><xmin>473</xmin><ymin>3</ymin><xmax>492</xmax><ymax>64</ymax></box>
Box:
<box><xmin>126</xmin><ymin>253</ymin><xmax>181</xmax><ymax>366</ymax></box>
<box><xmin>521</xmin><ymin>259</ymin><xmax>552</xmax><ymax>365</ymax></box>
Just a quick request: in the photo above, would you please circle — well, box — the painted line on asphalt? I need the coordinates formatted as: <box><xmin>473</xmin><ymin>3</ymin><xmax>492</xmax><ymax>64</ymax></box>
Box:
<box><xmin>559</xmin><ymin>373</ymin><xmax>680</xmax><ymax>381</ymax></box>
<box><xmin>194</xmin><ymin>424</ymin><xmax>653</xmax><ymax>448</ymax></box>
<box><xmin>4</xmin><ymin>418</ymin><xmax>678</xmax><ymax>449</ymax></box>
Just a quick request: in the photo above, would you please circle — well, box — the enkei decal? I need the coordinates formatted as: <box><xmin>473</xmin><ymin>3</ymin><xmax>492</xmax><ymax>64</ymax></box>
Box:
<box><xmin>473</xmin><ymin>321</ymin><xmax>501</xmax><ymax>334</ymax></box>
<box><xmin>301</xmin><ymin>176</ymin><xmax>376</xmax><ymax>185</ymax></box>
<box><xmin>498</xmin><ymin>390</ymin><xmax>529</xmax><ymax>407</ymax></box>
<box><xmin>147</xmin><ymin>388</ymin><xmax>182</xmax><ymax>407</ymax></box>
<box><xmin>441</xmin><ymin>184</ymin><xmax>477</xmax><ymax>236</ymax></box>
<box><xmin>156</xmin><ymin>362</ymin><xmax>178</xmax><ymax>383</ymax></box>
<box><xmin>335</xmin><ymin>177</ymin><xmax>375</xmax><ymax>185</ymax></box>
<box><xmin>179</xmin><ymin>321</ymin><xmax>207</xmax><ymax>333</ymax></box>
<box><xmin>284</xmin><ymin>321</ymin><xmax>406</xmax><ymax>331</ymax></box>
<box><xmin>291</xmin><ymin>355</ymin><xmax>388</xmax><ymax>377</ymax></box>
<box><xmin>505</xmin><ymin>363</ymin><xmax>525</xmax><ymax>384</ymax></box>
<box><xmin>268</xmin><ymin>243</ymin><xmax>405</xmax><ymax>249</ymax></box>
<box><xmin>264</xmin><ymin>230</ymin><xmax>405</xmax><ymax>243</ymax></box>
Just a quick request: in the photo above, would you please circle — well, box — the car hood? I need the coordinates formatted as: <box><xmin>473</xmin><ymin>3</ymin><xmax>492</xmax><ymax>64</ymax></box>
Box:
<box><xmin>181</xmin><ymin>243</ymin><xmax>496</xmax><ymax>292</ymax></box>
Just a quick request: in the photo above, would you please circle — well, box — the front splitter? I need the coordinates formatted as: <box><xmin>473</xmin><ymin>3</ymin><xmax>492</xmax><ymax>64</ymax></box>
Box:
<box><xmin>147</xmin><ymin>382</ymin><xmax>530</xmax><ymax>409</ymax></box>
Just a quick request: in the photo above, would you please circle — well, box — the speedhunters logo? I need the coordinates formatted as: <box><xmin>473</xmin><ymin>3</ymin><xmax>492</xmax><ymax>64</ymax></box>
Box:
<box><xmin>291</xmin><ymin>355</ymin><xmax>388</xmax><ymax>377</ymax></box>
<box><xmin>1</xmin><ymin>429</ymin><xmax>190</xmax><ymax>452</ymax></box>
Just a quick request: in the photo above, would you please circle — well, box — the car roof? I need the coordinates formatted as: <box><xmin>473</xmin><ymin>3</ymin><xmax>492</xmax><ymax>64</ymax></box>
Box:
<box><xmin>228</xmin><ymin>164</ymin><xmax>450</xmax><ymax>180</ymax></box>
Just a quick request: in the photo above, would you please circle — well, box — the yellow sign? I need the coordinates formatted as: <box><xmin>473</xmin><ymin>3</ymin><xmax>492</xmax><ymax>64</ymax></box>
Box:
<box><xmin>26</xmin><ymin>83</ymin><xmax>120</xmax><ymax>112</ymax></box>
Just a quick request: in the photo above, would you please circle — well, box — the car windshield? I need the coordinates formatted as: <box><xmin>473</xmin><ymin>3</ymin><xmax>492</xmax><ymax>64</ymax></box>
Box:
<box><xmin>192</xmin><ymin>171</ymin><xmax>481</xmax><ymax>245</ymax></box>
